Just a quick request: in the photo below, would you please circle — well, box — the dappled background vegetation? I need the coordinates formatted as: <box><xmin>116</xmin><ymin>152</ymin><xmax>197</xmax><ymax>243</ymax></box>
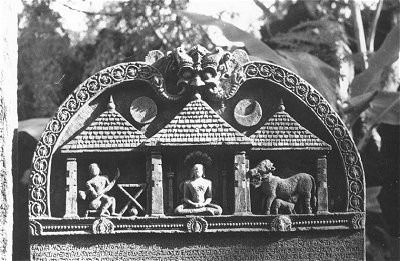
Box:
<box><xmin>17</xmin><ymin>0</ymin><xmax>399</xmax><ymax>260</ymax></box>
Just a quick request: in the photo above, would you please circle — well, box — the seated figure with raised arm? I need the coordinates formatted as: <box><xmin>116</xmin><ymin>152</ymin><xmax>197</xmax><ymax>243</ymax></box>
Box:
<box><xmin>79</xmin><ymin>163</ymin><xmax>120</xmax><ymax>217</ymax></box>
<box><xmin>175</xmin><ymin>151</ymin><xmax>222</xmax><ymax>216</ymax></box>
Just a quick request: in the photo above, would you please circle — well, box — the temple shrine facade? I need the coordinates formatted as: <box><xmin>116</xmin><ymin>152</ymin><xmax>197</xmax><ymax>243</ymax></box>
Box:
<box><xmin>29</xmin><ymin>45</ymin><xmax>365</xmax><ymax>260</ymax></box>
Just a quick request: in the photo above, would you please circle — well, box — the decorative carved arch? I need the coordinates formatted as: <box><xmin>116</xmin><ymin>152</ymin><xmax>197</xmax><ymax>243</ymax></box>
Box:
<box><xmin>29</xmin><ymin>62</ymin><xmax>165</xmax><ymax>217</ymax></box>
<box><xmin>29</xmin><ymin>59</ymin><xmax>365</xmax><ymax>218</ymax></box>
<box><xmin>242</xmin><ymin>61</ymin><xmax>365</xmax><ymax>212</ymax></box>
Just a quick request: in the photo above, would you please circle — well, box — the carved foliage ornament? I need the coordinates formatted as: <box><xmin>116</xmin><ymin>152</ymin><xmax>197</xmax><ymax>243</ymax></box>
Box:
<box><xmin>148</xmin><ymin>45</ymin><xmax>249</xmax><ymax>102</ymax></box>
<box><xmin>187</xmin><ymin>217</ymin><xmax>208</xmax><ymax>233</ymax></box>
<box><xmin>351</xmin><ymin>213</ymin><xmax>365</xmax><ymax>229</ymax></box>
<box><xmin>29</xmin><ymin>220</ymin><xmax>43</xmax><ymax>236</ymax></box>
<box><xmin>92</xmin><ymin>218</ymin><xmax>115</xmax><ymax>234</ymax></box>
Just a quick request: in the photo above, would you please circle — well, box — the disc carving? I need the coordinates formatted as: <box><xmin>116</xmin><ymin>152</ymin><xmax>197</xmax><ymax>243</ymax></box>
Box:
<box><xmin>130</xmin><ymin>96</ymin><xmax>158</xmax><ymax>124</ymax></box>
<box><xmin>234</xmin><ymin>99</ymin><xmax>262</xmax><ymax>127</ymax></box>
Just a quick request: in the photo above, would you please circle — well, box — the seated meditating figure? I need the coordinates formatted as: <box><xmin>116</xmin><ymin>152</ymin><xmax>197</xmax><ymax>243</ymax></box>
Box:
<box><xmin>175</xmin><ymin>163</ymin><xmax>222</xmax><ymax>216</ymax></box>
<box><xmin>79</xmin><ymin>163</ymin><xmax>120</xmax><ymax>217</ymax></box>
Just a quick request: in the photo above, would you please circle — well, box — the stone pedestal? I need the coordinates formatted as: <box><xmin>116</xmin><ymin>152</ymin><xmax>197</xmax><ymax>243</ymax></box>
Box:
<box><xmin>64</xmin><ymin>158</ymin><xmax>78</xmax><ymax>218</ymax></box>
<box><xmin>146</xmin><ymin>152</ymin><xmax>164</xmax><ymax>216</ymax></box>
<box><xmin>317</xmin><ymin>155</ymin><xmax>329</xmax><ymax>214</ymax></box>
<box><xmin>234</xmin><ymin>151</ymin><xmax>251</xmax><ymax>215</ymax></box>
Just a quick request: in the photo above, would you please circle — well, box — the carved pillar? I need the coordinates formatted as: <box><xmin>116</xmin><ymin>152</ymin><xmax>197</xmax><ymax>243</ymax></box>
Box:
<box><xmin>166</xmin><ymin>169</ymin><xmax>174</xmax><ymax>214</ymax></box>
<box><xmin>146</xmin><ymin>152</ymin><xmax>164</xmax><ymax>216</ymax></box>
<box><xmin>316</xmin><ymin>155</ymin><xmax>329</xmax><ymax>213</ymax></box>
<box><xmin>245</xmin><ymin>157</ymin><xmax>251</xmax><ymax>213</ymax></box>
<box><xmin>234</xmin><ymin>151</ymin><xmax>251</xmax><ymax>215</ymax></box>
<box><xmin>221</xmin><ymin>170</ymin><xmax>228</xmax><ymax>211</ymax></box>
<box><xmin>64</xmin><ymin>158</ymin><xmax>78</xmax><ymax>218</ymax></box>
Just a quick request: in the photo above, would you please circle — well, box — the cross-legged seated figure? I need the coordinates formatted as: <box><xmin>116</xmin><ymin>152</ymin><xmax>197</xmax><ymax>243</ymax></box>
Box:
<box><xmin>79</xmin><ymin>163</ymin><xmax>120</xmax><ymax>217</ymax></box>
<box><xmin>175</xmin><ymin>163</ymin><xmax>222</xmax><ymax>216</ymax></box>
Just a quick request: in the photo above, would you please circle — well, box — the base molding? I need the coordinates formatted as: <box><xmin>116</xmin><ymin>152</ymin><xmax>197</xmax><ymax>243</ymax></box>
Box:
<box><xmin>31</xmin><ymin>230</ymin><xmax>365</xmax><ymax>260</ymax></box>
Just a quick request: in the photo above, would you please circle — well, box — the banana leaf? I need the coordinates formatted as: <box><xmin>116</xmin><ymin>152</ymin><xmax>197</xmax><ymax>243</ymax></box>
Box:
<box><xmin>18</xmin><ymin>118</ymin><xmax>49</xmax><ymax>140</ymax></box>
<box><xmin>175</xmin><ymin>10</ymin><xmax>298</xmax><ymax>73</ymax></box>
<box><xmin>175</xmin><ymin>10</ymin><xmax>340</xmax><ymax>110</ymax></box>
<box><xmin>363</xmin><ymin>91</ymin><xmax>400</xmax><ymax>126</ymax></box>
<box><xmin>350</xmin><ymin>25</ymin><xmax>399</xmax><ymax>97</ymax></box>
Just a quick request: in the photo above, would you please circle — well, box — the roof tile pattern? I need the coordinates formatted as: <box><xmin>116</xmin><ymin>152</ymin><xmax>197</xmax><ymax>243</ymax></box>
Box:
<box><xmin>146</xmin><ymin>98</ymin><xmax>251</xmax><ymax>146</ymax></box>
<box><xmin>251</xmin><ymin>111</ymin><xmax>331</xmax><ymax>150</ymax></box>
<box><xmin>61</xmin><ymin>109</ymin><xmax>146</xmax><ymax>152</ymax></box>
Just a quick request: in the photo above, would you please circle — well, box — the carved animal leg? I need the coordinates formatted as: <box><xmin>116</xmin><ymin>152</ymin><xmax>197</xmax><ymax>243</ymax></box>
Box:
<box><xmin>304</xmin><ymin>192</ymin><xmax>312</xmax><ymax>214</ymax></box>
<box><xmin>271</xmin><ymin>200</ymin><xmax>279</xmax><ymax>214</ymax></box>
<box><xmin>265</xmin><ymin>195</ymin><xmax>276</xmax><ymax>215</ymax></box>
<box><xmin>261</xmin><ymin>197</ymin><xmax>266</xmax><ymax>214</ymax></box>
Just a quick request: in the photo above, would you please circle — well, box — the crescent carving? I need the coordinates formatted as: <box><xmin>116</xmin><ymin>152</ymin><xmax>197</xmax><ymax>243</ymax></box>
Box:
<box><xmin>234</xmin><ymin>99</ymin><xmax>262</xmax><ymax>127</ymax></box>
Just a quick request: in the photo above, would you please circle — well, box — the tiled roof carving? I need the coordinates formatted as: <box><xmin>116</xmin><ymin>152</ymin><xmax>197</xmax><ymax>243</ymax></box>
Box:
<box><xmin>61</xmin><ymin>98</ymin><xmax>146</xmax><ymax>153</ymax></box>
<box><xmin>251</xmin><ymin>109</ymin><xmax>331</xmax><ymax>150</ymax></box>
<box><xmin>146</xmin><ymin>95</ymin><xmax>251</xmax><ymax>147</ymax></box>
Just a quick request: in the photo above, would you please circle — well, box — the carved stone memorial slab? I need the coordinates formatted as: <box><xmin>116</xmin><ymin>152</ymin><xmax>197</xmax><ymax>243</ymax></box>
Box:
<box><xmin>29</xmin><ymin>45</ymin><xmax>366</xmax><ymax>260</ymax></box>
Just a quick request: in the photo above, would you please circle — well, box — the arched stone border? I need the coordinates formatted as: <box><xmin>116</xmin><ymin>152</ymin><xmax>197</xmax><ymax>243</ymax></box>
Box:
<box><xmin>242</xmin><ymin>61</ymin><xmax>365</xmax><ymax>212</ymax></box>
<box><xmin>29</xmin><ymin>60</ymin><xmax>365</xmax><ymax>217</ymax></box>
<box><xmin>29</xmin><ymin>62</ymin><xmax>165</xmax><ymax>217</ymax></box>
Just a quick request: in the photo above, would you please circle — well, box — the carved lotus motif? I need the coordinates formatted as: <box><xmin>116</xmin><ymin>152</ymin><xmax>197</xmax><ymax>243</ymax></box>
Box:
<box><xmin>92</xmin><ymin>218</ymin><xmax>115</xmax><ymax>234</ymax></box>
<box><xmin>187</xmin><ymin>217</ymin><xmax>208</xmax><ymax>233</ymax></box>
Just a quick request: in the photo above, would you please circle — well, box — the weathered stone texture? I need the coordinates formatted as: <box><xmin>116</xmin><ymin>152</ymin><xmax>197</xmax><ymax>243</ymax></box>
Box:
<box><xmin>0</xmin><ymin>1</ymin><xmax>18</xmax><ymax>260</ymax></box>
<box><xmin>31</xmin><ymin>230</ymin><xmax>364</xmax><ymax>261</ymax></box>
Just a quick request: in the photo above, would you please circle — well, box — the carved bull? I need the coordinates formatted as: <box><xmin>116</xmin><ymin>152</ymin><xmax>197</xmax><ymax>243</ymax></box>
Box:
<box><xmin>248</xmin><ymin>159</ymin><xmax>316</xmax><ymax>214</ymax></box>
